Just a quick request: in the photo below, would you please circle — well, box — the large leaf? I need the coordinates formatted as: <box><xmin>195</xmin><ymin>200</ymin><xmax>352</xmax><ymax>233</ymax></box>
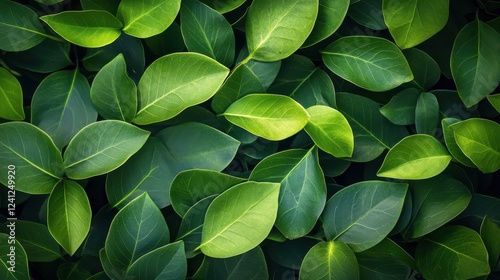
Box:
<box><xmin>245</xmin><ymin>0</ymin><xmax>319</xmax><ymax>61</ymax></box>
<box><xmin>322</xmin><ymin>181</ymin><xmax>408</xmax><ymax>252</ymax></box>
<box><xmin>117</xmin><ymin>0</ymin><xmax>181</xmax><ymax>38</ymax></box>
<box><xmin>40</xmin><ymin>10</ymin><xmax>122</xmax><ymax>48</ymax></box>
<box><xmin>134</xmin><ymin>53</ymin><xmax>229</xmax><ymax>124</ymax></box>
<box><xmin>63</xmin><ymin>120</ymin><xmax>150</xmax><ymax>179</ymax></box>
<box><xmin>303</xmin><ymin>0</ymin><xmax>349</xmax><ymax>47</ymax></box>
<box><xmin>105</xmin><ymin>193</ymin><xmax>170</xmax><ymax>272</ymax></box>
<box><xmin>336</xmin><ymin>92</ymin><xmax>408</xmax><ymax>162</ymax></box>
<box><xmin>299</xmin><ymin>241</ymin><xmax>359</xmax><ymax>280</ymax></box>
<box><xmin>48</xmin><ymin>180</ymin><xmax>91</xmax><ymax>256</ymax></box>
<box><xmin>0</xmin><ymin>122</ymin><xmax>63</xmax><ymax>194</ymax></box>
<box><xmin>383</xmin><ymin>0</ymin><xmax>449</xmax><ymax>49</ymax></box>
<box><xmin>379</xmin><ymin>88</ymin><xmax>420</xmax><ymax>126</ymax></box>
<box><xmin>249</xmin><ymin>148</ymin><xmax>326</xmax><ymax>239</ymax></box>
<box><xmin>415</xmin><ymin>226</ymin><xmax>490</xmax><ymax>279</ymax></box>
<box><xmin>415</xmin><ymin>92</ymin><xmax>439</xmax><ymax>135</ymax></box>
<box><xmin>450</xmin><ymin>118</ymin><xmax>500</xmax><ymax>173</ymax></box>
<box><xmin>181</xmin><ymin>0</ymin><xmax>235</xmax><ymax>67</ymax></box>
<box><xmin>222</xmin><ymin>94</ymin><xmax>310</xmax><ymax>141</ymax></box>
<box><xmin>0</xmin><ymin>67</ymin><xmax>25</xmax><ymax>120</ymax></box>
<box><xmin>0</xmin><ymin>0</ymin><xmax>46</xmax><ymax>51</ymax></box>
<box><xmin>451</xmin><ymin>20</ymin><xmax>500</xmax><ymax>107</ymax></box>
<box><xmin>304</xmin><ymin>105</ymin><xmax>353</xmax><ymax>158</ymax></box>
<box><xmin>90</xmin><ymin>54</ymin><xmax>137</xmax><ymax>122</ymax></box>
<box><xmin>198</xmin><ymin>181</ymin><xmax>280</xmax><ymax>258</ymax></box>
<box><xmin>31</xmin><ymin>70</ymin><xmax>97</xmax><ymax>150</ymax></box>
<box><xmin>0</xmin><ymin>233</ymin><xmax>29</xmax><ymax>279</ymax></box>
<box><xmin>403</xmin><ymin>175</ymin><xmax>471</xmax><ymax>239</ymax></box>
<box><xmin>322</xmin><ymin>36</ymin><xmax>413</xmax><ymax>91</ymax></box>
<box><xmin>170</xmin><ymin>169</ymin><xmax>245</xmax><ymax>217</ymax></box>
<box><xmin>377</xmin><ymin>134</ymin><xmax>452</xmax><ymax>180</ymax></box>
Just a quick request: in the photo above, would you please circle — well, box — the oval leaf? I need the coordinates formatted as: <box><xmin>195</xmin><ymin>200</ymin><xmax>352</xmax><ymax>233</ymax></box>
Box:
<box><xmin>134</xmin><ymin>53</ymin><xmax>229</xmax><ymax>125</ymax></box>
<box><xmin>0</xmin><ymin>233</ymin><xmax>29</xmax><ymax>279</ymax></box>
<box><xmin>322</xmin><ymin>36</ymin><xmax>413</xmax><ymax>91</ymax></box>
<box><xmin>322</xmin><ymin>181</ymin><xmax>408</xmax><ymax>252</ymax></box>
<box><xmin>415</xmin><ymin>92</ymin><xmax>439</xmax><ymax>135</ymax></box>
<box><xmin>377</xmin><ymin>134</ymin><xmax>452</xmax><ymax>180</ymax></box>
<box><xmin>246</xmin><ymin>0</ymin><xmax>319</xmax><ymax>61</ymax></box>
<box><xmin>0</xmin><ymin>122</ymin><xmax>63</xmax><ymax>194</ymax></box>
<box><xmin>222</xmin><ymin>94</ymin><xmax>310</xmax><ymax>141</ymax></box>
<box><xmin>488</xmin><ymin>94</ymin><xmax>500</xmax><ymax>113</ymax></box>
<box><xmin>0</xmin><ymin>67</ymin><xmax>25</xmax><ymax>120</ymax></box>
<box><xmin>199</xmin><ymin>181</ymin><xmax>280</xmax><ymax>258</ymax></box>
<box><xmin>40</xmin><ymin>10</ymin><xmax>122</xmax><ymax>48</ymax></box>
<box><xmin>480</xmin><ymin>216</ymin><xmax>500</xmax><ymax>268</ymax></box>
<box><xmin>379</xmin><ymin>88</ymin><xmax>420</xmax><ymax>125</ymax></box>
<box><xmin>441</xmin><ymin>118</ymin><xmax>475</xmax><ymax>167</ymax></box>
<box><xmin>63</xmin><ymin>120</ymin><xmax>150</xmax><ymax>180</ymax></box>
<box><xmin>48</xmin><ymin>180</ymin><xmax>91</xmax><ymax>256</ymax></box>
<box><xmin>5</xmin><ymin>40</ymin><xmax>72</xmax><ymax>74</ymax></box>
<box><xmin>403</xmin><ymin>48</ymin><xmax>441</xmax><ymax>90</ymax></box>
<box><xmin>303</xmin><ymin>0</ymin><xmax>349</xmax><ymax>47</ymax></box>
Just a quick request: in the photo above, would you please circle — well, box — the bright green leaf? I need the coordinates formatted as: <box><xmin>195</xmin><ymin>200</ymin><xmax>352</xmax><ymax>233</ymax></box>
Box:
<box><xmin>380</xmin><ymin>88</ymin><xmax>420</xmax><ymax>125</ymax></box>
<box><xmin>415</xmin><ymin>92</ymin><xmax>439</xmax><ymax>135</ymax></box>
<box><xmin>0</xmin><ymin>67</ymin><xmax>25</xmax><ymax>120</ymax></box>
<box><xmin>303</xmin><ymin>0</ymin><xmax>349</xmax><ymax>47</ymax></box>
<box><xmin>0</xmin><ymin>233</ymin><xmax>29</xmax><ymax>279</ymax></box>
<box><xmin>441</xmin><ymin>118</ymin><xmax>476</xmax><ymax>167</ymax></box>
<box><xmin>480</xmin><ymin>216</ymin><xmax>500</xmax><ymax>268</ymax></box>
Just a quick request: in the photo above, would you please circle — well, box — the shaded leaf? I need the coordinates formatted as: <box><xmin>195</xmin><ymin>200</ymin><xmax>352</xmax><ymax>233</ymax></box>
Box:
<box><xmin>349</xmin><ymin>0</ymin><xmax>386</xmax><ymax>30</ymax></box>
<box><xmin>303</xmin><ymin>0</ymin><xmax>349</xmax><ymax>47</ymax></box>
<box><xmin>379</xmin><ymin>88</ymin><xmax>420</xmax><ymax>125</ymax></box>
<box><xmin>0</xmin><ymin>67</ymin><xmax>25</xmax><ymax>120</ymax></box>
<box><xmin>487</xmin><ymin>94</ymin><xmax>500</xmax><ymax>112</ymax></box>
<box><xmin>403</xmin><ymin>48</ymin><xmax>441</xmax><ymax>90</ymax></box>
<box><xmin>4</xmin><ymin>40</ymin><xmax>72</xmax><ymax>73</ymax></box>
<box><xmin>480</xmin><ymin>216</ymin><xmax>500</xmax><ymax>268</ymax></box>
<box><xmin>266</xmin><ymin>238</ymin><xmax>317</xmax><ymax>270</ymax></box>
<box><xmin>415</xmin><ymin>92</ymin><xmax>439</xmax><ymax>135</ymax></box>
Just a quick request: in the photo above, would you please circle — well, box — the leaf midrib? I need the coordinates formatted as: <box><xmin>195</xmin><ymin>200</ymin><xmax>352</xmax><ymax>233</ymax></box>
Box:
<box><xmin>0</xmin><ymin>142</ymin><xmax>60</xmax><ymax>179</ymax></box>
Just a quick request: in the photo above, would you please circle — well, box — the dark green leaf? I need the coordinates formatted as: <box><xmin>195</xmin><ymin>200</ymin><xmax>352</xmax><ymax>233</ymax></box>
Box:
<box><xmin>4</xmin><ymin>40</ymin><xmax>72</xmax><ymax>73</ymax></box>
<box><xmin>487</xmin><ymin>94</ymin><xmax>500</xmax><ymax>112</ymax></box>
<box><xmin>80</xmin><ymin>0</ymin><xmax>120</xmax><ymax>14</ymax></box>
<box><xmin>379</xmin><ymin>88</ymin><xmax>420</xmax><ymax>125</ymax></box>
<box><xmin>266</xmin><ymin>238</ymin><xmax>317</xmax><ymax>270</ymax></box>
<box><xmin>0</xmin><ymin>233</ymin><xmax>29</xmax><ymax>279</ymax></box>
<box><xmin>303</xmin><ymin>0</ymin><xmax>349</xmax><ymax>47</ymax></box>
<box><xmin>415</xmin><ymin>92</ymin><xmax>439</xmax><ymax>135</ymax></box>
<box><xmin>403</xmin><ymin>48</ymin><xmax>441</xmax><ymax>90</ymax></box>
<box><xmin>0</xmin><ymin>67</ymin><xmax>25</xmax><ymax>120</ymax></box>
<box><xmin>442</xmin><ymin>118</ymin><xmax>476</xmax><ymax>167</ymax></box>
<box><xmin>480</xmin><ymin>216</ymin><xmax>500</xmax><ymax>268</ymax></box>
<box><xmin>348</xmin><ymin>0</ymin><xmax>386</xmax><ymax>30</ymax></box>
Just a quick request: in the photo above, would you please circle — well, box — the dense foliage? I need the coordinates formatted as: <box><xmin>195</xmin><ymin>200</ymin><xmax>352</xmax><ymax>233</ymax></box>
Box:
<box><xmin>0</xmin><ymin>0</ymin><xmax>499</xmax><ymax>279</ymax></box>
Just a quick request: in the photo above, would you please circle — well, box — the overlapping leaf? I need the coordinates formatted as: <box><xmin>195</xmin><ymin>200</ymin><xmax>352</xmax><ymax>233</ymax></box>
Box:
<box><xmin>0</xmin><ymin>67</ymin><xmax>25</xmax><ymax>120</ymax></box>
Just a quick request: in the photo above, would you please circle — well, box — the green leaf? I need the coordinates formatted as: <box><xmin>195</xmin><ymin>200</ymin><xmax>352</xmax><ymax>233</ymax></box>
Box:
<box><xmin>222</xmin><ymin>94</ymin><xmax>310</xmax><ymax>141</ymax></box>
<box><xmin>0</xmin><ymin>0</ymin><xmax>46</xmax><ymax>51</ymax></box>
<box><xmin>266</xmin><ymin>238</ymin><xmax>317</xmax><ymax>270</ymax></box>
<box><xmin>0</xmin><ymin>67</ymin><xmax>25</xmax><ymax>120</ymax></box>
<box><xmin>193</xmin><ymin>247</ymin><xmax>269</xmax><ymax>280</ymax></box>
<box><xmin>450</xmin><ymin>118</ymin><xmax>500</xmax><ymax>173</ymax></box>
<box><xmin>348</xmin><ymin>0</ymin><xmax>387</xmax><ymax>31</ymax></box>
<box><xmin>199</xmin><ymin>181</ymin><xmax>280</xmax><ymax>258</ymax></box>
<box><xmin>383</xmin><ymin>0</ymin><xmax>449</xmax><ymax>49</ymax></box>
<box><xmin>246</xmin><ymin>0</ymin><xmax>319</xmax><ymax>61</ymax></box>
<box><xmin>0</xmin><ymin>233</ymin><xmax>29</xmax><ymax>279</ymax></box>
<box><xmin>250</xmin><ymin>148</ymin><xmax>326</xmax><ymax>239</ymax></box>
<box><xmin>379</xmin><ymin>88</ymin><xmax>420</xmax><ymax>125</ymax></box>
<box><xmin>117</xmin><ymin>0</ymin><xmax>181</xmax><ymax>38</ymax></box>
<box><xmin>31</xmin><ymin>70</ymin><xmax>97</xmax><ymax>150</ymax></box>
<box><xmin>441</xmin><ymin>118</ymin><xmax>476</xmax><ymax>167</ymax></box>
<box><xmin>35</xmin><ymin>0</ymin><xmax>65</xmax><ymax>4</ymax></box>
<box><xmin>134</xmin><ymin>53</ymin><xmax>229</xmax><ymax>124</ymax></box>
<box><xmin>63</xmin><ymin>120</ymin><xmax>150</xmax><ymax>180</ymax></box>
<box><xmin>480</xmin><ymin>216</ymin><xmax>500</xmax><ymax>268</ymax></box>
<box><xmin>403</xmin><ymin>48</ymin><xmax>441</xmax><ymax>91</ymax></box>
<box><xmin>336</xmin><ymin>92</ymin><xmax>408</xmax><ymax>162</ymax></box>
<box><xmin>125</xmin><ymin>241</ymin><xmax>187</xmax><ymax>280</ymax></box>
<box><xmin>0</xmin><ymin>122</ymin><xmax>63</xmax><ymax>194</ymax></box>
<box><xmin>356</xmin><ymin>238</ymin><xmax>416</xmax><ymax>270</ymax></box>
<box><xmin>322</xmin><ymin>181</ymin><xmax>408</xmax><ymax>252</ymax></box>
<box><xmin>377</xmin><ymin>134</ymin><xmax>452</xmax><ymax>180</ymax></box>
<box><xmin>458</xmin><ymin>194</ymin><xmax>500</xmax><ymax>229</ymax></box>
<box><xmin>0</xmin><ymin>220</ymin><xmax>61</xmax><ymax>262</ymax></box>
<box><xmin>144</xmin><ymin>22</ymin><xmax>185</xmax><ymax>56</ymax></box>
<box><xmin>40</xmin><ymin>10</ymin><xmax>122</xmax><ymax>48</ymax></box>
<box><xmin>415</xmin><ymin>92</ymin><xmax>439</xmax><ymax>135</ymax></box>
<box><xmin>303</xmin><ymin>0</ymin><xmax>349</xmax><ymax>47</ymax></box>
<box><xmin>105</xmin><ymin>193</ymin><xmax>169</xmax><ymax>272</ymax></box>
<box><xmin>322</xmin><ymin>36</ymin><xmax>413</xmax><ymax>91</ymax></box>
<box><xmin>90</xmin><ymin>54</ymin><xmax>137</xmax><ymax>122</ymax></box>
<box><xmin>416</xmin><ymin>226</ymin><xmax>490</xmax><ymax>279</ymax></box>
<box><xmin>299</xmin><ymin>241</ymin><xmax>359</xmax><ymax>280</ymax></box>
<box><xmin>487</xmin><ymin>94</ymin><xmax>500</xmax><ymax>113</ymax></box>
<box><xmin>4</xmin><ymin>40</ymin><xmax>72</xmax><ymax>73</ymax></box>
<box><xmin>48</xmin><ymin>180</ymin><xmax>91</xmax><ymax>256</ymax></box>
<box><xmin>304</xmin><ymin>105</ymin><xmax>353</xmax><ymax>158</ymax></box>
<box><xmin>170</xmin><ymin>169</ymin><xmax>245</xmax><ymax>217</ymax></box>
<box><xmin>451</xmin><ymin>20</ymin><xmax>500</xmax><ymax>108</ymax></box>
<box><xmin>180</xmin><ymin>0</ymin><xmax>235</xmax><ymax>67</ymax></box>
<box><xmin>200</xmin><ymin>0</ymin><xmax>245</xmax><ymax>13</ymax></box>
<box><xmin>403</xmin><ymin>175</ymin><xmax>471</xmax><ymax>239</ymax></box>
<box><xmin>81</xmin><ymin>0</ymin><xmax>120</xmax><ymax>14</ymax></box>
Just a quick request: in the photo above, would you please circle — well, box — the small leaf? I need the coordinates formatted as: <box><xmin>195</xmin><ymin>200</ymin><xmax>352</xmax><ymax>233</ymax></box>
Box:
<box><xmin>105</xmin><ymin>193</ymin><xmax>169</xmax><ymax>271</ymax></box>
<box><xmin>48</xmin><ymin>180</ymin><xmax>91</xmax><ymax>256</ymax></box>
<box><xmin>403</xmin><ymin>48</ymin><xmax>441</xmax><ymax>90</ymax></box>
<box><xmin>31</xmin><ymin>70</ymin><xmax>98</xmax><ymax>150</ymax></box>
<box><xmin>416</xmin><ymin>226</ymin><xmax>490</xmax><ymax>279</ymax></box>
<box><xmin>0</xmin><ymin>233</ymin><xmax>29</xmax><ymax>279</ymax></box>
<box><xmin>0</xmin><ymin>67</ymin><xmax>25</xmax><ymax>120</ymax></box>
<box><xmin>90</xmin><ymin>54</ymin><xmax>137</xmax><ymax>122</ymax></box>
<box><xmin>379</xmin><ymin>88</ymin><xmax>420</xmax><ymax>125</ymax></box>
<box><xmin>40</xmin><ymin>10</ymin><xmax>122</xmax><ymax>48</ymax></box>
<box><xmin>303</xmin><ymin>0</ymin><xmax>349</xmax><ymax>47</ymax></box>
<box><xmin>451</xmin><ymin>20</ymin><xmax>500</xmax><ymax>107</ymax></box>
<box><xmin>450</xmin><ymin>118</ymin><xmax>500</xmax><ymax>173</ymax></box>
<box><xmin>322</xmin><ymin>181</ymin><xmax>408</xmax><ymax>252</ymax></box>
<box><xmin>0</xmin><ymin>0</ymin><xmax>46</xmax><ymax>51</ymax></box>
<box><xmin>200</xmin><ymin>0</ymin><xmax>246</xmax><ymax>13</ymax></box>
<box><xmin>181</xmin><ymin>0</ymin><xmax>235</xmax><ymax>67</ymax></box>
<box><xmin>304</xmin><ymin>105</ymin><xmax>353</xmax><ymax>158</ymax></box>
<box><xmin>117</xmin><ymin>0</ymin><xmax>181</xmax><ymax>38</ymax></box>
<box><xmin>81</xmin><ymin>0</ymin><xmax>120</xmax><ymax>14</ymax></box>
<box><xmin>480</xmin><ymin>216</ymin><xmax>500</xmax><ymax>268</ymax></box>
<box><xmin>63</xmin><ymin>120</ymin><xmax>150</xmax><ymax>180</ymax></box>
<box><xmin>322</xmin><ymin>36</ymin><xmax>413</xmax><ymax>91</ymax></box>
<box><xmin>222</xmin><ymin>94</ymin><xmax>310</xmax><ymax>141</ymax></box>
<box><xmin>134</xmin><ymin>53</ymin><xmax>229</xmax><ymax>124</ymax></box>
<box><xmin>487</xmin><ymin>94</ymin><xmax>500</xmax><ymax>112</ymax></box>
<box><xmin>356</xmin><ymin>238</ymin><xmax>416</xmax><ymax>270</ymax></box>
<box><xmin>415</xmin><ymin>92</ymin><xmax>439</xmax><ymax>135</ymax></box>
<box><xmin>348</xmin><ymin>0</ymin><xmax>386</xmax><ymax>30</ymax></box>
<box><xmin>0</xmin><ymin>122</ymin><xmax>63</xmax><ymax>194</ymax></box>
<box><xmin>199</xmin><ymin>181</ymin><xmax>280</xmax><ymax>258</ymax></box>
<box><xmin>383</xmin><ymin>0</ymin><xmax>449</xmax><ymax>49</ymax></box>
<box><xmin>246</xmin><ymin>0</ymin><xmax>319</xmax><ymax>61</ymax></box>
<box><xmin>441</xmin><ymin>118</ymin><xmax>476</xmax><ymax>167</ymax></box>
<box><xmin>377</xmin><ymin>134</ymin><xmax>452</xmax><ymax>180</ymax></box>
